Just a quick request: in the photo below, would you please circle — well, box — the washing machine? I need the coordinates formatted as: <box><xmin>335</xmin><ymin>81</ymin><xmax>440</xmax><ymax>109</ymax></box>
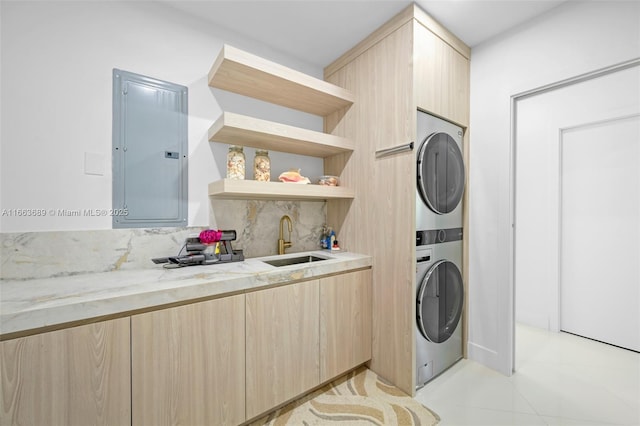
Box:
<box><xmin>415</xmin><ymin>228</ymin><xmax>464</xmax><ymax>389</ymax></box>
<box><xmin>416</xmin><ymin>110</ymin><xmax>465</xmax><ymax>231</ymax></box>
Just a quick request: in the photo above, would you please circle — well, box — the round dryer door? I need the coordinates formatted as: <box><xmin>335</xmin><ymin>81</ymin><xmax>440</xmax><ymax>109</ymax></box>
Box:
<box><xmin>417</xmin><ymin>132</ymin><xmax>465</xmax><ymax>214</ymax></box>
<box><xmin>417</xmin><ymin>260</ymin><xmax>464</xmax><ymax>343</ymax></box>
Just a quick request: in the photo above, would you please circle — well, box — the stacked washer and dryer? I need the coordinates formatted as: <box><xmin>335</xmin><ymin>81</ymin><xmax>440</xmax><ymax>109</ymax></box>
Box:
<box><xmin>415</xmin><ymin>110</ymin><xmax>466</xmax><ymax>389</ymax></box>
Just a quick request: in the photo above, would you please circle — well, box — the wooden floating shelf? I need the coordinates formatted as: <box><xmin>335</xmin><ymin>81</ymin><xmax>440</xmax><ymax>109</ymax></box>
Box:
<box><xmin>209</xmin><ymin>179</ymin><xmax>355</xmax><ymax>201</ymax></box>
<box><xmin>208</xmin><ymin>44</ymin><xmax>354</xmax><ymax>116</ymax></box>
<box><xmin>209</xmin><ymin>112</ymin><xmax>354</xmax><ymax>158</ymax></box>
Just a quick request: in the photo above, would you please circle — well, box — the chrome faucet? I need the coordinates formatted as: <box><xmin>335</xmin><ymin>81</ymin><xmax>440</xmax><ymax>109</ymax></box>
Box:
<box><xmin>278</xmin><ymin>215</ymin><xmax>293</xmax><ymax>255</ymax></box>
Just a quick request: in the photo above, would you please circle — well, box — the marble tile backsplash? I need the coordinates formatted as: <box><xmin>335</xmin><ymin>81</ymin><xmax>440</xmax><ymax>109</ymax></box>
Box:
<box><xmin>210</xmin><ymin>199</ymin><xmax>326</xmax><ymax>258</ymax></box>
<box><xmin>1</xmin><ymin>200</ymin><xmax>326</xmax><ymax>280</ymax></box>
<box><xmin>0</xmin><ymin>227</ymin><xmax>206</xmax><ymax>280</ymax></box>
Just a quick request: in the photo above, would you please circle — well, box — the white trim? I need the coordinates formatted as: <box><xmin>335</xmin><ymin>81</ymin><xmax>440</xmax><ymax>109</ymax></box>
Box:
<box><xmin>467</xmin><ymin>342</ymin><xmax>501</xmax><ymax>372</ymax></box>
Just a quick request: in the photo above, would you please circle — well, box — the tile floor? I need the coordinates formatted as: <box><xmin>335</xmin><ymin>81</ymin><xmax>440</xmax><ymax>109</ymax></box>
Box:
<box><xmin>414</xmin><ymin>323</ymin><xmax>640</xmax><ymax>425</ymax></box>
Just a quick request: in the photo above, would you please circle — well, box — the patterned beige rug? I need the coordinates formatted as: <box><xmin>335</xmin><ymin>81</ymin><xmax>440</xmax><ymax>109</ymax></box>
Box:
<box><xmin>250</xmin><ymin>367</ymin><xmax>440</xmax><ymax>425</ymax></box>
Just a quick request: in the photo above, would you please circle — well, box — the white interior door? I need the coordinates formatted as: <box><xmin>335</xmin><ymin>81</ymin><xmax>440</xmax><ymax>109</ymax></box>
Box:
<box><xmin>561</xmin><ymin>116</ymin><xmax>639</xmax><ymax>351</ymax></box>
<box><xmin>515</xmin><ymin>64</ymin><xmax>639</xmax><ymax>351</ymax></box>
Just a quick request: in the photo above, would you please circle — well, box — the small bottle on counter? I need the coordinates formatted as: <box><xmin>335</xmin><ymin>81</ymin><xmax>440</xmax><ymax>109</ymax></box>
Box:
<box><xmin>227</xmin><ymin>145</ymin><xmax>245</xmax><ymax>180</ymax></box>
<box><xmin>253</xmin><ymin>150</ymin><xmax>270</xmax><ymax>181</ymax></box>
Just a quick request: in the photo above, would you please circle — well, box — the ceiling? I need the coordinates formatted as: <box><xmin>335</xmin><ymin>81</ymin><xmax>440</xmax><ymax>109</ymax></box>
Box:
<box><xmin>163</xmin><ymin>0</ymin><xmax>566</xmax><ymax>68</ymax></box>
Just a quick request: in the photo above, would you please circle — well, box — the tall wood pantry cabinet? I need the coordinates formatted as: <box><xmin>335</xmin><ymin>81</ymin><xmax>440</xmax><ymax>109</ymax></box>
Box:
<box><xmin>323</xmin><ymin>3</ymin><xmax>471</xmax><ymax>395</ymax></box>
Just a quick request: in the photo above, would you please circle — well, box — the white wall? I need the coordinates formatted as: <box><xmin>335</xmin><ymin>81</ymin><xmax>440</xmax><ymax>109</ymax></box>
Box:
<box><xmin>468</xmin><ymin>0</ymin><xmax>640</xmax><ymax>374</ymax></box>
<box><xmin>0</xmin><ymin>1</ymin><xmax>322</xmax><ymax>232</ymax></box>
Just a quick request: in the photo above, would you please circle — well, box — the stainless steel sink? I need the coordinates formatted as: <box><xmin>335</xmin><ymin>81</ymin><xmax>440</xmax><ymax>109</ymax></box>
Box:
<box><xmin>263</xmin><ymin>255</ymin><xmax>328</xmax><ymax>267</ymax></box>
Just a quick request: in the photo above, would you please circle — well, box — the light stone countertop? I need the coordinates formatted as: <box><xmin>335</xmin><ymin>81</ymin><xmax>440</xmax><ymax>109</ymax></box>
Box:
<box><xmin>0</xmin><ymin>250</ymin><xmax>371</xmax><ymax>339</ymax></box>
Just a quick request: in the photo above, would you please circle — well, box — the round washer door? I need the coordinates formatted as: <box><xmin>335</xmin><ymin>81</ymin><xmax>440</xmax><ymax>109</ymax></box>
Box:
<box><xmin>417</xmin><ymin>132</ymin><xmax>465</xmax><ymax>214</ymax></box>
<box><xmin>417</xmin><ymin>260</ymin><xmax>464</xmax><ymax>343</ymax></box>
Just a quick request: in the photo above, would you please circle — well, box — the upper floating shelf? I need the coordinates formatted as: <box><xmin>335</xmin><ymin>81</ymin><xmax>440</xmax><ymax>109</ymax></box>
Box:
<box><xmin>208</xmin><ymin>44</ymin><xmax>355</xmax><ymax>116</ymax></box>
<box><xmin>209</xmin><ymin>112</ymin><xmax>354</xmax><ymax>158</ymax></box>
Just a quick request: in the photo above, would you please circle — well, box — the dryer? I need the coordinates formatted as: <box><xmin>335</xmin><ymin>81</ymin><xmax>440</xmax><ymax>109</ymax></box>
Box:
<box><xmin>415</xmin><ymin>110</ymin><xmax>465</xmax><ymax>389</ymax></box>
<box><xmin>416</xmin><ymin>111</ymin><xmax>465</xmax><ymax>231</ymax></box>
<box><xmin>415</xmin><ymin>228</ymin><xmax>464</xmax><ymax>389</ymax></box>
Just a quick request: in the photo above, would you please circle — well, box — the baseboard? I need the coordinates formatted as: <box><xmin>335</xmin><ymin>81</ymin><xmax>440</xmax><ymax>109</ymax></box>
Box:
<box><xmin>466</xmin><ymin>341</ymin><xmax>503</xmax><ymax>373</ymax></box>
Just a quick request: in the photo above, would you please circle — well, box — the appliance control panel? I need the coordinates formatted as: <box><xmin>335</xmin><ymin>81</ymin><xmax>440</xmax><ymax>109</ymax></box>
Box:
<box><xmin>416</xmin><ymin>227</ymin><xmax>463</xmax><ymax>246</ymax></box>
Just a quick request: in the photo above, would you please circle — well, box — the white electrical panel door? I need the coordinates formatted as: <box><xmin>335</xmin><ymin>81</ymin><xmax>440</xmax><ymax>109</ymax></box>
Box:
<box><xmin>112</xmin><ymin>69</ymin><xmax>188</xmax><ymax>228</ymax></box>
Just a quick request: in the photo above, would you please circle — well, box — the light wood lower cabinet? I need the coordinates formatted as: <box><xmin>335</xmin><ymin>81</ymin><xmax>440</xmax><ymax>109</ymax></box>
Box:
<box><xmin>320</xmin><ymin>269</ymin><xmax>372</xmax><ymax>382</ymax></box>
<box><xmin>245</xmin><ymin>280</ymin><xmax>320</xmax><ymax>419</ymax></box>
<box><xmin>131</xmin><ymin>295</ymin><xmax>245</xmax><ymax>426</ymax></box>
<box><xmin>0</xmin><ymin>268</ymin><xmax>372</xmax><ymax>425</ymax></box>
<box><xmin>0</xmin><ymin>318</ymin><xmax>131</xmax><ymax>426</ymax></box>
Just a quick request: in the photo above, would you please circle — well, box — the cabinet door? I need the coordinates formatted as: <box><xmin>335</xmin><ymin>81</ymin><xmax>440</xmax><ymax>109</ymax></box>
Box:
<box><xmin>320</xmin><ymin>269</ymin><xmax>372</xmax><ymax>382</ymax></box>
<box><xmin>414</xmin><ymin>23</ymin><xmax>470</xmax><ymax>127</ymax></box>
<box><xmin>0</xmin><ymin>318</ymin><xmax>131</xmax><ymax>426</ymax></box>
<box><xmin>131</xmin><ymin>295</ymin><xmax>245</xmax><ymax>426</ymax></box>
<box><xmin>245</xmin><ymin>280</ymin><xmax>319</xmax><ymax>419</ymax></box>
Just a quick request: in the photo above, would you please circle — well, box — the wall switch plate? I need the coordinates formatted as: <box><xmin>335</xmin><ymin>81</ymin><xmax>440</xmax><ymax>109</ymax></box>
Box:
<box><xmin>84</xmin><ymin>152</ymin><xmax>105</xmax><ymax>175</ymax></box>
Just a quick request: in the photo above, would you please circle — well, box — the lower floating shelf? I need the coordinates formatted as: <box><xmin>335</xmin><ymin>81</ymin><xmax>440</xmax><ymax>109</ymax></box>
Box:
<box><xmin>208</xmin><ymin>179</ymin><xmax>354</xmax><ymax>200</ymax></box>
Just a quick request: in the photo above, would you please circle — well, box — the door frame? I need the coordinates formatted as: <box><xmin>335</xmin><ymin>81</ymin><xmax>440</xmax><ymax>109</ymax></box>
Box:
<box><xmin>508</xmin><ymin>57</ymin><xmax>640</xmax><ymax>374</ymax></box>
